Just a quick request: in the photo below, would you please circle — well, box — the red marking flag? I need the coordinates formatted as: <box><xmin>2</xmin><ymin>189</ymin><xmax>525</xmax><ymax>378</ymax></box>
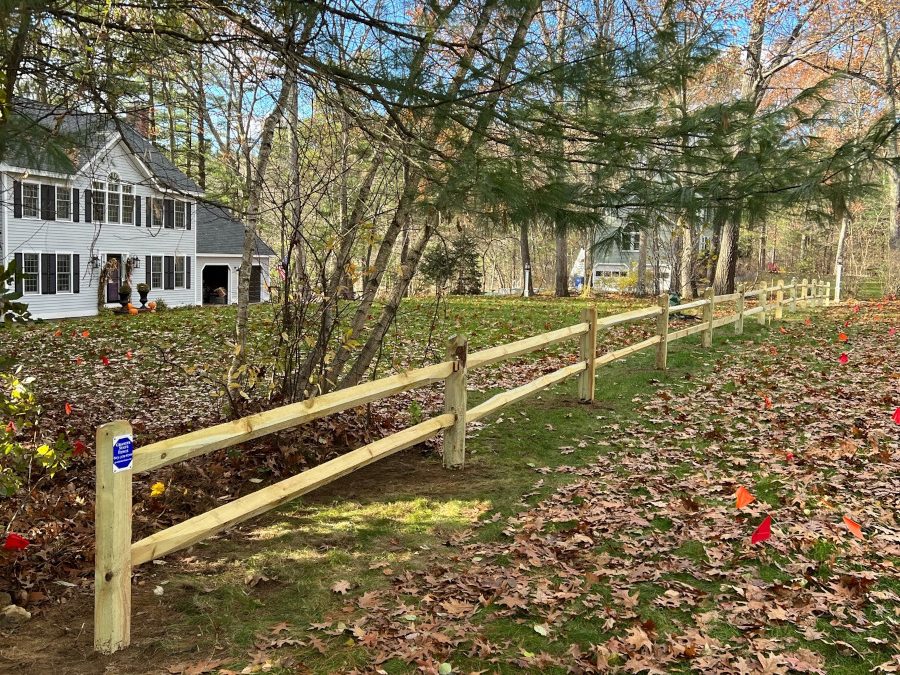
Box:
<box><xmin>65</xmin><ymin>402</ymin><xmax>73</xmax><ymax>415</ymax></box>
<box><xmin>838</xmin><ymin>353</ymin><xmax>849</xmax><ymax>365</ymax></box>
<box><xmin>893</xmin><ymin>408</ymin><xmax>900</xmax><ymax>425</ymax></box>
<box><xmin>2</xmin><ymin>533</ymin><xmax>29</xmax><ymax>551</ymax></box>
<box><xmin>838</xmin><ymin>332</ymin><xmax>848</xmax><ymax>342</ymax></box>
<box><xmin>751</xmin><ymin>516</ymin><xmax>772</xmax><ymax>544</ymax></box>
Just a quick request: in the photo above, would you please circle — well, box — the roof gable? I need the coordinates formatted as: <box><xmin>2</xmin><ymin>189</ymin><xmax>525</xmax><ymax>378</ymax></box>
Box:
<box><xmin>5</xmin><ymin>98</ymin><xmax>200</xmax><ymax>194</ymax></box>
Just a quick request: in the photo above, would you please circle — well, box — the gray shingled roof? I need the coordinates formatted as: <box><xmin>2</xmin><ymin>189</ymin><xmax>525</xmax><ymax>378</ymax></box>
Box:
<box><xmin>196</xmin><ymin>202</ymin><xmax>276</xmax><ymax>257</ymax></box>
<box><xmin>6</xmin><ymin>99</ymin><xmax>200</xmax><ymax>194</ymax></box>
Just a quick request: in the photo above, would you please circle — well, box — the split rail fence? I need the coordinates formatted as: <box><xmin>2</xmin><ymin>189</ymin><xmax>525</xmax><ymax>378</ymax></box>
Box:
<box><xmin>94</xmin><ymin>277</ymin><xmax>832</xmax><ymax>653</ymax></box>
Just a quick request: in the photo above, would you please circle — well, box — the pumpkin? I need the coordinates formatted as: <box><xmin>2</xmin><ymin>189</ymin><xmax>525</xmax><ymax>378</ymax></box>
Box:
<box><xmin>147</xmin><ymin>301</ymin><xmax>157</xmax><ymax>310</ymax></box>
<box><xmin>128</xmin><ymin>308</ymin><xmax>139</xmax><ymax>316</ymax></box>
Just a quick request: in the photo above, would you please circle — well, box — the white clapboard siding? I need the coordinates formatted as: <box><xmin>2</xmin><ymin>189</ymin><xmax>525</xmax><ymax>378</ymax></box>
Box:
<box><xmin>3</xmin><ymin>139</ymin><xmax>199</xmax><ymax>319</ymax></box>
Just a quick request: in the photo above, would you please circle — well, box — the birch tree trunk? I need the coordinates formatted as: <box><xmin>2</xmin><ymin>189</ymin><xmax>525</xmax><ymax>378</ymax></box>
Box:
<box><xmin>227</xmin><ymin>78</ymin><xmax>294</xmax><ymax>398</ymax></box>
<box><xmin>832</xmin><ymin>196</ymin><xmax>851</xmax><ymax>303</ymax></box>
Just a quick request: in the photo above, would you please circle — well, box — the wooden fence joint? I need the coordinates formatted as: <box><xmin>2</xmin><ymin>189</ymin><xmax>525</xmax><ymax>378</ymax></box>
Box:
<box><xmin>443</xmin><ymin>335</ymin><xmax>468</xmax><ymax>469</ymax></box>
<box><xmin>578</xmin><ymin>306</ymin><xmax>598</xmax><ymax>402</ymax></box>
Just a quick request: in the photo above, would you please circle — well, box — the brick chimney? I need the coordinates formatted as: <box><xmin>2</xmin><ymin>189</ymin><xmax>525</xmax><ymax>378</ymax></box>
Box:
<box><xmin>124</xmin><ymin>106</ymin><xmax>154</xmax><ymax>138</ymax></box>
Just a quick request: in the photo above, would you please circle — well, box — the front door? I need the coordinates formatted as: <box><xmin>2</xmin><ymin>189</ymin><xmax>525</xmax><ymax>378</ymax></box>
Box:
<box><xmin>106</xmin><ymin>254</ymin><xmax>122</xmax><ymax>303</ymax></box>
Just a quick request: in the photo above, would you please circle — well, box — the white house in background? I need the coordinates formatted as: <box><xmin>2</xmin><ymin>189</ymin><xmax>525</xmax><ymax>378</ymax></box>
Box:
<box><xmin>1</xmin><ymin>99</ymin><xmax>274</xmax><ymax>319</ymax></box>
<box><xmin>590</xmin><ymin>211</ymin><xmax>713</xmax><ymax>293</ymax></box>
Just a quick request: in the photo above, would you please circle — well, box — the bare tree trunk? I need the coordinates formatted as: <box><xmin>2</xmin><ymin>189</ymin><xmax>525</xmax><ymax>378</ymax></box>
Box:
<box><xmin>637</xmin><ymin>231</ymin><xmax>648</xmax><ymax>295</ymax></box>
<box><xmin>581</xmin><ymin>231</ymin><xmax>592</xmax><ymax>296</ymax></box>
<box><xmin>227</xmin><ymin>77</ymin><xmax>294</xmax><ymax>398</ymax></box>
<box><xmin>555</xmin><ymin>226</ymin><xmax>568</xmax><ymax>297</ymax></box>
<box><xmin>713</xmin><ymin>212</ymin><xmax>740</xmax><ymax>293</ymax></box>
<box><xmin>757</xmin><ymin>222</ymin><xmax>767</xmax><ymax>273</ymax></box>
<box><xmin>832</xmin><ymin>196</ymin><xmax>851</xmax><ymax>303</ymax></box>
<box><xmin>679</xmin><ymin>215</ymin><xmax>696</xmax><ymax>299</ymax></box>
<box><xmin>880</xmin><ymin>23</ymin><xmax>900</xmax><ymax>247</ymax></box>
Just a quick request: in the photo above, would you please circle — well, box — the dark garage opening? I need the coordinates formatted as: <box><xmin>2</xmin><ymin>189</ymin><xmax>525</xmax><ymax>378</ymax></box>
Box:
<box><xmin>202</xmin><ymin>265</ymin><xmax>229</xmax><ymax>304</ymax></box>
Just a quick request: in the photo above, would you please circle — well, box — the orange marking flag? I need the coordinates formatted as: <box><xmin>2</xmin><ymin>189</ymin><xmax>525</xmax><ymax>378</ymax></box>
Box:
<box><xmin>842</xmin><ymin>515</ymin><xmax>863</xmax><ymax>539</ymax></box>
<box><xmin>736</xmin><ymin>486</ymin><xmax>756</xmax><ymax>509</ymax></box>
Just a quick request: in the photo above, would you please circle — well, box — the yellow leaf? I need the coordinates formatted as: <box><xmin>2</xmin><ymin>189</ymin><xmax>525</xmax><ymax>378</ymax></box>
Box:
<box><xmin>150</xmin><ymin>481</ymin><xmax>166</xmax><ymax>498</ymax></box>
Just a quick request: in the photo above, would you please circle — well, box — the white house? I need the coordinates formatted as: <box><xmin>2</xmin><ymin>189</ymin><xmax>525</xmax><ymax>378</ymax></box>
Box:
<box><xmin>590</xmin><ymin>211</ymin><xmax>713</xmax><ymax>293</ymax></box>
<box><xmin>1</xmin><ymin>99</ymin><xmax>274</xmax><ymax>319</ymax></box>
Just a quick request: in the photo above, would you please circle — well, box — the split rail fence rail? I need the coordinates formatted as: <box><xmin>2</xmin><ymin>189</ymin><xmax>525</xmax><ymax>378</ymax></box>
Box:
<box><xmin>94</xmin><ymin>277</ymin><xmax>831</xmax><ymax>653</ymax></box>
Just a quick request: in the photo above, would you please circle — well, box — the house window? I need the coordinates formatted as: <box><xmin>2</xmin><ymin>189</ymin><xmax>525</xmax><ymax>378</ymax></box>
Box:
<box><xmin>22</xmin><ymin>183</ymin><xmax>39</xmax><ymax>218</ymax></box>
<box><xmin>174</xmin><ymin>256</ymin><xmax>185</xmax><ymax>288</ymax></box>
<box><xmin>621</xmin><ymin>227</ymin><xmax>640</xmax><ymax>252</ymax></box>
<box><xmin>151</xmin><ymin>256</ymin><xmax>163</xmax><ymax>288</ymax></box>
<box><xmin>92</xmin><ymin>181</ymin><xmax>106</xmax><ymax>222</ymax></box>
<box><xmin>107</xmin><ymin>174</ymin><xmax>121</xmax><ymax>223</ymax></box>
<box><xmin>56</xmin><ymin>254</ymin><xmax>72</xmax><ymax>292</ymax></box>
<box><xmin>122</xmin><ymin>185</ymin><xmax>134</xmax><ymax>224</ymax></box>
<box><xmin>22</xmin><ymin>253</ymin><xmax>39</xmax><ymax>293</ymax></box>
<box><xmin>56</xmin><ymin>187</ymin><xmax>71</xmax><ymax>220</ymax></box>
<box><xmin>151</xmin><ymin>198</ymin><xmax>164</xmax><ymax>227</ymax></box>
<box><xmin>174</xmin><ymin>201</ymin><xmax>185</xmax><ymax>229</ymax></box>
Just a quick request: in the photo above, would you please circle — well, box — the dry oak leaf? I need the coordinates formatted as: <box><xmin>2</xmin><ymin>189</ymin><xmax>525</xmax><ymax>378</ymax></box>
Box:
<box><xmin>331</xmin><ymin>579</ymin><xmax>352</xmax><ymax>595</ymax></box>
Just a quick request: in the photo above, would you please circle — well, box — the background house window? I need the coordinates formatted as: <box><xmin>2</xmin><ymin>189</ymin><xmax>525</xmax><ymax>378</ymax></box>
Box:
<box><xmin>92</xmin><ymin>181</ymin><xmax>106</xmax><ymax>221</ymax></box>
<box><xmin>151</xmin><ymin>256</ymin><xmax>163</xmax><ymax>287</ymax></box>
<box><xmin>56</xmin><ymin>187</ymin><xmax>71</xmax><ymax>220</ymax></box>
<box><xmin>174</xmin><ymin>256</ymin><xmax>185</xmax><ymax>287</ymax></box>
<box><xmin>22</xmin><ymin>183</ymin><xmax>39</xmax><ymax>218</ymax></box>
<box><xmin>22</xmin><ymin>253</ymin><xmax>39</xmax><ymax>293</ymax></box>
<box><xmin>621</xmin><ymin>226</ymin><xmax>640</xmax><ymax>252</ymax></box>
<box><xmin>56</xmin><ymin>254</ymin><xmax>72</xmax><ymax>292</ymax></box>
<box><xmin>151</xmin><ymin>198</ymin><xmax>164</xmax><ymax>227</ymax></box>
<box><xmin>174</xmin><ymin>201</ymin><xmax>185</xmax><ymax>229</ymax></box>
<box><xmin>122</xmin><ymin>185</ymin><xmax>134</xmax><ymax>224</ymax></box>
<box><xmin>107</xmin><ymin>174</ymin><xmax>121</xmax><ymax>223</ymax></box>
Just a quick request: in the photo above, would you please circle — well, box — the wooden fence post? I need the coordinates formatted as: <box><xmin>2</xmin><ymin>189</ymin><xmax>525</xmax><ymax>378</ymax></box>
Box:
<box><xmin>824</xmin><ymin>281</ymin><xmax>831</xmax><ymax>307</ymax></box>
<box><xmin>790</xmin><ymin>277</ymin><xmax>797</xmax><ymax>312</ymax></box>
<box><xmin>775</xmin><ymin>280</ymin><xmax>784</xmax><ymax>321</ymax></box>
<box><xmin>813</xmin><ymin>279</ymin><xmax>820</xmax><ymax>307</ymax></box>
<box><xmin>735</xmin><ymin>284</ymin><xmax>745</xmax><ymax>335</ymax></box>
<box><xmin>757</xmin><ymin>283</ymin><xmax>767</xmax><ymax>326</ymax></box>
<box><xmin>800</xmin><ymin>278</ymin><xmax>808</xmax><ymax>308</ymax></box>
<box><xmin>443</xmin><ymin>335</ymin><xmax>468</xmax><ymax>469</ymax></box>
<box><xmin>578</xmin><ymin>306</ymin><xmax>598</xmax><ymax>402</ymax></box>
<box><xmin>701</xmin><ymin>287</ymin><xmax>715</xmax><ymax>348</ymax></box>
<box><xmin>95</xmin><ymin>420</ymin><xmax>134</xmax><ymax>654</ymax></box>
<box><xmin>655</xmin><ymin>293</ymin><xmax>669</xmax><ymax>370</ymax></box>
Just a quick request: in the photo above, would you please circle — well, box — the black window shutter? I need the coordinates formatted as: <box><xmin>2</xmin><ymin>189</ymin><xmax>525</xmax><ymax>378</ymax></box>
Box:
<box><xmin>41</xmin><ymin>184</ymin><xmax>56</xmax><ymax>220</ymax></box>
<box><xmin>164</xmin><ymin>255</ymin><xmax>174</xmax><ymax>289</ymax></box>
<box><xmin>135</xmin><ymin>195</ymin><xmax>142</xmax><ymax>227</ymax></box>
<box><xmin>186</xmin><ymin>256</ymin><xmax>191</xmax><ymax>289</ymax></box>
<box><xmin>186</xmin><ymin>202</ymin><xmax>192</xmax><ymax>230</ymax></box>
<box><xmin>146</xmin><ymin>199</ymin><xmax>152</xmax><ymax>227</ymax></box>
<box><xmin>164</xmin><ymin>199</ymin><xmax>174</xmax><ymax>229</ymax></box>
<box><xmin>145</xmin><ymin>256</ymin><xmax>152</xmax><ymax>288</ymax></box>
<box><xmin>73</xmin><ymin>188</ymin><xmax>79</xmax><ymax>222</ymax></box>
<box><xmin>41</xmin><ymin>254</ymin><xmax>57</xmax><ymax>295</ymax></box>
<box><xmin>13</xmin><ymin>253</ymin><xmax>23</xmax><ymax>295</ymax></box>
<box><xmin>73</xmin><ymin>254</ymin><xmax>80</xmax><ymax>293</ymax></box>
<box><xmin>13</xmin><ymin>181</ymin><xmax>22</xmax><ymax>218</ymax></box>
<box><xmin>84</xmin><ymin>189</ymin><xmax>92</xmax><ymax>222</ymax></box>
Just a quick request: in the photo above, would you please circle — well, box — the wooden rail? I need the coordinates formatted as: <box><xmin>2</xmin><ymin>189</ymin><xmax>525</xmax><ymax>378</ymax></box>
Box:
<box><xmin>93</xmin><ymin>276</ymin><xmax>830</xmax><ymax>653</ymax></box>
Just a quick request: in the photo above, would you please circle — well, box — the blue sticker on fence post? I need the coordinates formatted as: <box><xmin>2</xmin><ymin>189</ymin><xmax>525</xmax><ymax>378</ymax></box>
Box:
<box><xmin>112</xmin><ymin>434</ymin><xmax>134</xmax><ymax>473</ymax></box>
